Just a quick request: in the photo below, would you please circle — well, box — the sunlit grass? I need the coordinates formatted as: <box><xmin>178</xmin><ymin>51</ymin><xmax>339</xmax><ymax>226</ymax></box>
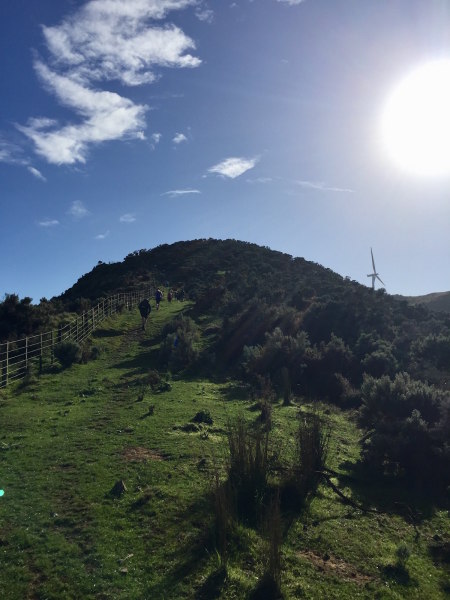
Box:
<box><xmin>0</xmin><ymin>300</ymin><xmax>448</xmax><ymax>599</ymax></box>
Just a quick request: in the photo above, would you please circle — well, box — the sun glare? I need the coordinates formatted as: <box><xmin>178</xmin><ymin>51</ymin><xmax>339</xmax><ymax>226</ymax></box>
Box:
<box><xmin>381</xmin><ymin>60</ymin><xmax>450</xmax><ymax>177</ymax></box>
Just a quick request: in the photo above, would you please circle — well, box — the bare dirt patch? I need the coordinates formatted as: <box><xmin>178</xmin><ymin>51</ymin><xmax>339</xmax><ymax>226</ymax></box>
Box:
<box><xmin>121</xmin><ymin>446</ymin><xmax>166</xmax><ymax>462</ymax></box>
<box><xmin>297</xmin><ymin>550</ymin><xmax>375</xmax><ymax>585</ymax></box>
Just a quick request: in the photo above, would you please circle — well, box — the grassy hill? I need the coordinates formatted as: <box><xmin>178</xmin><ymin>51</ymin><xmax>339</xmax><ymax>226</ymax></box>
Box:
<box><xmin>397</xmin><ymin>291</ymin><xmax>450</xmax><ymax>315</ymax></box>
<box><xmin>0</xmin><ymin>299</ymin><xmax>449</xmax><ymax>599</ymax></box>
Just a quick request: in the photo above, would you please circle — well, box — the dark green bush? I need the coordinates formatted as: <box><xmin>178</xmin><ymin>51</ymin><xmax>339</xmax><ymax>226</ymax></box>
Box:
<box><xmin>192</xmin><ymin>410</ymin><xmax>213</xmax><ymax>425</ymax></box>
<box><xmin>54</xmin><ymin>340</ymin><xmax>82</xmax><ymax>368</ymax></box>
<box><xmin>360</xmin><ymin>373</ymin><xmax>450</xmax><ymax>487</ymax></box>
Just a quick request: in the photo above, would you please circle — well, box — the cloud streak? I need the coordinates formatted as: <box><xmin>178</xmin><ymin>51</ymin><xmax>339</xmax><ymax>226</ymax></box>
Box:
<box><xmin>27</xmin><ymin>166</ymin><xmax>47</xmax><ymax>181</ymax></box>
<box><xmin>38</xmin><ymin>219</ymin><xmax>59</xmax><ymax>227</ymax></box>
<box><xmin>208</xmin><ymin>156</ymin><xmax>259</xmax><ymax>179</ymax></box>
<box><xmin>119</xmin><ymin>213</ymin><xmax>136</xmax><ymax>223</ymax></box>
<box><xmin>95</xmin><ymin>230</ymin><xmax>110</xmax><ymax>239</ymax></box>
<box><xmin>276</xmin><ymin>0</ymin><xmax>306</xmax><ymax>5</ymax></box>
<box><xmin>162</xmin><ymin>189</ymin><xmax>200</xmax><ymax>197</ymax></box>
<box><xmin>19</xmin><ymin>0</ymin><xmax>201</xmax><ymax>165</ymax></box>
<box><xmin>294</xmin><ymin>179</ymin><xmax>354</xmax><ymax>193</ymax></box>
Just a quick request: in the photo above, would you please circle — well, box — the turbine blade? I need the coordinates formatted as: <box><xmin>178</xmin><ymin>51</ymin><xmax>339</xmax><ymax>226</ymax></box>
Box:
<box><xmin>376</xmin><ymin>275</ymin><xmax>385</xmax><ymax>286</ymax></box>
<box><xmin>371</xmin><ymin>248</ymin><xmax>376</xmax><ymax>272</ymax></box>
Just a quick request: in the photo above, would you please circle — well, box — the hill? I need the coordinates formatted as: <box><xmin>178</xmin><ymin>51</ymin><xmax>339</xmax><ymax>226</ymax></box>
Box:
<box><xmin>1</xmin><ymin>297</ymin><xmax>449</xmax><ymax>599</ymax></box>
<box><xmin>398</xmin><ymin>291</ymin><xmax>450</xmax><ymax>314</ymax></box>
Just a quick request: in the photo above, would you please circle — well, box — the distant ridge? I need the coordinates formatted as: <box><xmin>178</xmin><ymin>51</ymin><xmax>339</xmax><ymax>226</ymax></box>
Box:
<box><xmin>396</xmin><ymin>290</ymin><xmax>450</xmax><ymax>314</ymax></box>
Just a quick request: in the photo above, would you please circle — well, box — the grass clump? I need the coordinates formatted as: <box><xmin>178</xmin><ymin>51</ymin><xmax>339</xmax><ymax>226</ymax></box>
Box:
<box><xmin>227</xmin><ymin>417</ymin><xmax>270</xmax><ymax>523</ymax></box>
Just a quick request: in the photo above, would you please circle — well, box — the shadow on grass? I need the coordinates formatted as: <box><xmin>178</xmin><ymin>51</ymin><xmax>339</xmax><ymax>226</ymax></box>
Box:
<box><xmin>221</xmin><ymin>383</ymin><xmax>252</xmax><ymax>403</ymax></box>
<box><xmin>142</xmin><ymin>494</ymin><xmax>213</xmax><ymax>598</ymax></box>
<box><xmin>381</xmin><ymin>563</ymin><xmax>418</xmax><ymax>588</ymax></box>
<box><xmin>93</xmin><ymin>328</ymin><xmax>123</xmax><ymax>338</ymax></box>
<box><xmin>195</xmin><ymin>566</ymin><xmax>227</xmax><ymax>600</ymax></box>
<box><xmin>112</xmin><ymin>348</ymin><xmax>160</xmax><ymax>374</ymax></box>
<box><xmin>333</xmin><ymin>459</ymin><xmax>446</xmax><ymax>523</ymax></box>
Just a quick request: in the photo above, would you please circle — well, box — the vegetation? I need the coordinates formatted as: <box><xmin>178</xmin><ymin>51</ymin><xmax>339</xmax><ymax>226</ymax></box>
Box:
<box><xmin>1</xmin><ymin>239</ymin><xmax>449</xmax><ymax>598</ymax></box>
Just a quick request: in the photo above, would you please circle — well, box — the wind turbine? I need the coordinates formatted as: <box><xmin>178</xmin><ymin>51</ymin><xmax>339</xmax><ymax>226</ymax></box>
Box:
<box><xmin>367</xmin><ymin>248</ymin><xmax>385</xmax><ymax>290</ymax></box>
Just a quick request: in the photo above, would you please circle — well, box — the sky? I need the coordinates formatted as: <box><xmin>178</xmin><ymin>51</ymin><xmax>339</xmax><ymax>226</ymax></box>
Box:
<box><xmin>1</xmin><ymin>0</ymin><xmax>450</xmax><ymax>302</ymax></box>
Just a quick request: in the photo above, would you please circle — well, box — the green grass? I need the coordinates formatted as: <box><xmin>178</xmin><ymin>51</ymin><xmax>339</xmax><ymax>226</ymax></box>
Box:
<box><xmin>0</xmin><ymin>300</ymin><xmax>448</xmax><ymax>599</ymax></box>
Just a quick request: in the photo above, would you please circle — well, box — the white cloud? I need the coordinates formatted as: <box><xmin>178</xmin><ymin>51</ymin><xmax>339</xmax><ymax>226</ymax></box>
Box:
<box><xmin>95</xmin><ymin>230</ymin><xmax>110</xmax><ymax>239</ymax></box>
<box><xmin>69</xmin><ymin>200</ymin><xmax>89</xmax><ymax>218</ymax></box>
<box><xmin>294</xmin><ymin>180</ymin><xmax>354</xmax><ymax>193</ymax></box>
<box><xmin>247</xmin><ymin>177</ymin><xmax>273</xmax><ymax>184</ymax></box>
<box><xmin>208</xmin><ymin>156</ymin><xmax>259</xmax><ymax>179</ymax></box>
<box><xmin>162</xmin><ymin>189</ymin><xmax>200</xmax><ymax>197</ymax></box>
<box><xmin>38</xmin><ymin>219</ymin><xmax>59</xmax><ymax>227</ymax></box>
<box><xmin>173</xmin><ymin>132</ymin><xmax>187</xmax><ymax>144</ymax></box>
<box><xmin>18</xmin><ymin>0</ymin><xmax>201</xmax><ymax>165</ymax></box>
<box><xmin>276</xmin><ymin>0</ymin><xmax>306</xmax><ymax>5</ymax></box>
<box><xmin>119</xmin><ymin>213</ymin><xmax>136</xmax><ymax>223</ymax></box>
<box><xmin>27</xmin><ymin>166</ymin><xmax>47</xmax><ymax>181</ymax></box>
<box><xmin>195</xmin><ymin>6</ymin><xmax>214</xmax><ymax>22</ymax></box>
<box><xmin>0</xmin><ymin>137</ymin><xmax>27</xmax><ymax>165</ymax></box>
<box><xmin>18</xmin><ymin>62</ymin><xmax>147</xmax><ymax>165</ymax></box>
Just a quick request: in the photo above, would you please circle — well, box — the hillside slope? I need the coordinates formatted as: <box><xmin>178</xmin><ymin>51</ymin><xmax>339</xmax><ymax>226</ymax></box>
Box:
<box><xmin>1</xmin><ymin>300</ymin><xmax>448</xmax><ymax>599</ymax></box>
<box><xmin>398</xmin><ymin>291</ymin><xmax>450</xmax><ymax>314</ymax></box>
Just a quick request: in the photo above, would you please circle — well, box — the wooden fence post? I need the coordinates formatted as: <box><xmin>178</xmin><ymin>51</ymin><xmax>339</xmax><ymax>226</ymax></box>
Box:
<box><xmin>5</xmin><ymin>341</ymin><xmax>8</xmax><ymax>386</ymax></box>
<box><xmin>25</xmin><ymin>337</ymin><xmax>28</xmax><ymax>372</ymax></box>
<box><xmin>92</xmin><ymin>307</ymin><xmax>95</xmax><ymax>331</ymax></box>
<box><xmin>51</xmin><ymin>331</ymin><xmax>54</xmax><ymax>365</ymax></box>
<box><xmin>40</xmin><ymin>333</ymin><xmax>43</xmax><ymax>373</ymax></box>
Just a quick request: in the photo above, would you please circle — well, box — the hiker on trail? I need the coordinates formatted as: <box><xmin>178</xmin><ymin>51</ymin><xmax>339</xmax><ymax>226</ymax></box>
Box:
<box><xmin>155</xmin><ymin>288</ymin><xmax>163</xmax><ymax>310</ymax></box>
<box><xmin>138</xmin><ymin>298</ymin><xmax>151</xmax><ymax>331</ymax></box>
<box><xmin>167</xmin><ymin>290</ymin><xmax>173</xmax><ymax>303</ymax></box>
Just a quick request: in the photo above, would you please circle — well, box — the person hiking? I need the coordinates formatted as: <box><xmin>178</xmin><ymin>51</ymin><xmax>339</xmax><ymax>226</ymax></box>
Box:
<box><xmin>138</xmin><ymin>298</ymin><xmax>151</xmax><ymax>330</ymax></box>
<box><xmin>155</xmin><ymin>288</ymin><xmax>163</xmax><ymax>310</ymax></box>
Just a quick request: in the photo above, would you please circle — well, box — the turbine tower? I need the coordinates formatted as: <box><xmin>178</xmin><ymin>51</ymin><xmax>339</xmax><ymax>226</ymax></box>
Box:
<box><xmin>367</xmin><ymin>248</ymin><xmax>385</xmax><ymax>290</ymax></box>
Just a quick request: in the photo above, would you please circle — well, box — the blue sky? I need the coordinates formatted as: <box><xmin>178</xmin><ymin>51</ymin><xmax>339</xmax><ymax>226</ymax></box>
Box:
<box><xmin>1</xmin><ymin>0</ymin><xmax>450</xmax><ymax>301</ymax></box>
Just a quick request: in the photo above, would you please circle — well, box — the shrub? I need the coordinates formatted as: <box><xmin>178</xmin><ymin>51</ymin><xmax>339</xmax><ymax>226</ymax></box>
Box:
<box><xmin>360</xmin><ymin>373</ymin><xmax>450</xmax><ymax>487</ymax></box>
<box><xmin>160</xmin><ymin>315</ymin><xmax>200</xmax><ymax>371</ymax></box>
<box><xmin>54</xmin><ymin>340</ymin><xmax>82</xmax><ymax>368</ymax></box>
<box><xmin>192</xmin><ymin>410</ymin><xmax>213</xmax><ymax>425</ymax></box>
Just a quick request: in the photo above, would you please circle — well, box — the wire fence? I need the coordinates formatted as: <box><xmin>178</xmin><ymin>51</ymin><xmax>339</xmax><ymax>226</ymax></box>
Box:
<box><xmin>0</xmin><ymin>286</ymin><xmax>154</xmax><ymax>389</ymax></box>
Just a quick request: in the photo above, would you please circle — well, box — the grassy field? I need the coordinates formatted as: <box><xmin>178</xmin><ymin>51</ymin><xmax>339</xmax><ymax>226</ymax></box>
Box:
<box><xmin>0</xmin><ymin>300</ymin><xmax>448</xmax><ymax>599</ymax></box>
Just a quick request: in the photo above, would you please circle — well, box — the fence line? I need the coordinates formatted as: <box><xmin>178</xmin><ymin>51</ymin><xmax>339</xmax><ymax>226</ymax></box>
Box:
<box><xmin>0</xmin><ymin>286</ymin><xmax>154</xmax><ymax>388</ymax></box>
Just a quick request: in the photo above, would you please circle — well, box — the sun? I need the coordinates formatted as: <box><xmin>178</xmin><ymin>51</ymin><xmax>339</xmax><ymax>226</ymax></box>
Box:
<box><xmin>381</xmin><ymin>60</ymin><xmax>450</xmax><ymax>177</ymax></box>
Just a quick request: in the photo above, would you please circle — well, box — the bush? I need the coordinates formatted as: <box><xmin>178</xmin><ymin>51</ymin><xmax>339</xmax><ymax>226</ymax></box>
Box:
<box><xmin>160</xmin><ymin>315</ymin><xmax>200</xmax><ymax>371</ymax></box>
<box><xmin>54</xmin><ymin>340</ymin><xmax>82</xmax><ymax>368</ymax></box>
<box><xmin>192</xmin><ymin>410</ymin><xmax>213</xmax><ymax>425</ymax></box>
<box><xmin>359</xmin><ymin>373</ymin><xmax>450</xmax><ymax>487</ymax></box>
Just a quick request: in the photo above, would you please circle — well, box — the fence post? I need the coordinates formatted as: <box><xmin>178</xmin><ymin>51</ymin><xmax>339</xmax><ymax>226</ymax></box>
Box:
<box><xmin>5</xmin><ymin>341</ymin><xmax>8</xmax><ymax>386</ymax></box>
<box><xmin>25</xmin><ymin>337</ymin><xmax>28</xmax><ymax>372</ymax></box>
<box><xmin>92</xmin><ymin>307</ymin><xmax>95</xmax><ymax>331</ymax></box>
<box><xmin>51</xmin><ymin>331</ymin><xmax>54</xmax><ymax>365</ymax></box>
<box><xmin>40</xmin><ymin>333</ymin><xmax>43</xmax><ymax>373</ymax></box>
